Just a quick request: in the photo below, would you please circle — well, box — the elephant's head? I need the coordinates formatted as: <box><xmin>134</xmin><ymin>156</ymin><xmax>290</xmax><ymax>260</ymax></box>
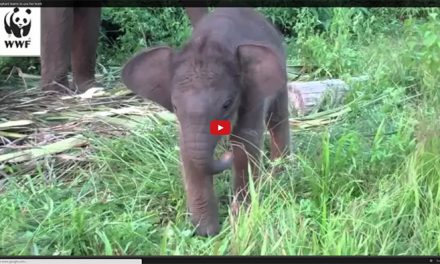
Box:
<box><xmin>121</xmin><ymin>36</ymin><xmax>286</xmax><ymax>236</ymax></box>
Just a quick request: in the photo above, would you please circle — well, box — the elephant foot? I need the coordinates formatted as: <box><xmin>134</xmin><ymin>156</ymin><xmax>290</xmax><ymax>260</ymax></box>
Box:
<box><xmin>231</xmin><ymin>190</ymin><xmax>251</xmax><ymax>217</ymax></box>
<box><xmin>271</xmin><ymin>160</ymin><xmax>287</xmax><ymax>176</ymax></box>
<box><xmin>193</xmin><ymin>219</ymin><xmax>220</xmax><ymax>237</ymax></box>
<box><xmin>269</xmin><ymin>150</ymin><xmax>291</xmax><ymax>176</ymax></box>
<box><xmin>71</xmin><ymin>78</ymin><xmax>104</xmax><ymax>94</ymax></box>
<box><xmin>41</xmin><ymin>80</ymin><xmax>73</xmax><ymax>94</ymax></box>
<box><xmin>188</xmin><ymin>201</ymin><xmax>221</xmax><ymax>237</ymax></box>
<box><xmin>231</xmin><ymin>198</ymin><xmax>241</xmax><ymax>217</ymax></box>
<box><xmin>41</xmin><ymin>78</ymin><xmax>104</xmax><ymax>95</ymax></box>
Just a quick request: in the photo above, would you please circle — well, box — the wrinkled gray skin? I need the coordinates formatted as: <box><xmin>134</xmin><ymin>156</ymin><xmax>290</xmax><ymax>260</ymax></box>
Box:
<box><xmin>40</xmin><ymin>7</ymin><xmax>208</xmax><ymax>93</ymax></box>
<box><xmin>122</xmin><ymin>8</ymin><xmax>291</xmax><ymax>236</ymax></box>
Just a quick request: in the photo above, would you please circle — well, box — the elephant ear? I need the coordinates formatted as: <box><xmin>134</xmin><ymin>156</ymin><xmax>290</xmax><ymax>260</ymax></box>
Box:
<box><xmin>122</xmin><ymin>46</ymin><xmax>174</xmax><ymax>112</ymax></box>
<box><xmin>237</xmin><ymin>43</ymin><xmax>287</xmax><ymax>98</ymax></box>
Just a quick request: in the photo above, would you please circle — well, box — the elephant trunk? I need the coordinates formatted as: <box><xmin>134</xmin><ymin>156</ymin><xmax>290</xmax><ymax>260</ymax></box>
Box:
<box><xmin>212</xmin><ymin>151</ymin><xmax>233</xmax><ymax>174</ymax></box>
<box><xmin>179</xmin><ymin>127</ymin><xmax>229</xmax><ymax>236</ymax></box>
<box><xmin>181</xmin><ymin>132</ymin><xmax>232</xmax><ymax>175</ymax></box>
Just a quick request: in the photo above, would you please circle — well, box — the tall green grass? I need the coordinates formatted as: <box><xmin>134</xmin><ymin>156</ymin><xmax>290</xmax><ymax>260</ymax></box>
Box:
<box><xmin>1</xmin><ymin>8</ymin><xmax>439</xmax><ymax>255</ymax></box>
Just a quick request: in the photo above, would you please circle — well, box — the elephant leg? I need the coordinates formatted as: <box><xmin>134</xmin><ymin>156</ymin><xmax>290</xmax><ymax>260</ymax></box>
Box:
<box><xmin>71</xmin><ymin>7</ymin><xmax>101</xmax><ymax>93</ymax></box>
<box><xmin>266</xmin><ymin>88</ymin><xmax>291</xmax><ymax>160</ymax></box>
<box><xmin>230</xmin><ymin>108</ymin><xmax>265</xmax><ymax>203</ymax></box>
<box><xmin>40</xmin><ymin>7</ymin><xmax>73</xmax><ymax>92</ymax></box>
<box><xmin>185</xmin><ymin>7</ymin><xmax>209</xmax><ymax>27</ymax></box>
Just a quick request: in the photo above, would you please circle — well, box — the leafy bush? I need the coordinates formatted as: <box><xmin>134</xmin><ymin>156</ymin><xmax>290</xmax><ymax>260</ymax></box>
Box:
<box><xmin>98</xmin><ymin>7</ymin><xmax>193</xmax><ymax>66</ymax></box>
<box><xmin>290</xmin><ymin>8</ymin><xmax>438</xmax><ymax>80</ymax></box>
<box><xmin>0</xmin><ymin>58</ymin><xmax>39</xmax><ymax>76</ymax></box>
<box><xmin>0</xmin><ymin>8</ymin><xmax>435</xmax><ymax>79</ymax></box>
<box><xmin>98</xmin><ymin>7</ymin><xmax>334</xmax><ymax>66</ymax></box>
<box><xmin>402</xmin><ymin>11</ymin><xmax>440</xmax><ymax>102</ymax></box>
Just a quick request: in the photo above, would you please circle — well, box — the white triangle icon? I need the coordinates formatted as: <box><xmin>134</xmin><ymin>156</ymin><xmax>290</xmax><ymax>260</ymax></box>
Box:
<box><xmin>218</xmin><ymin>125</ymin><xmax>223</xmax><ymax>131</ymax></box>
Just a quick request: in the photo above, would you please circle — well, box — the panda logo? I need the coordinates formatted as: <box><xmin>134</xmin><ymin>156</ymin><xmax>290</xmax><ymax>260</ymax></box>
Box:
<box><xmin>4</xmin><ymin>7</ymin><xmax>32</xmax><ymax>38</ymax></box>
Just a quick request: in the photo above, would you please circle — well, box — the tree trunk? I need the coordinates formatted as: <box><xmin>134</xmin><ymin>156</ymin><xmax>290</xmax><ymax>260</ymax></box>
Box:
<box><xmin>287</xmin><ymin>76</ymin><xmax>368</xmax><ymax>116</ymax></box>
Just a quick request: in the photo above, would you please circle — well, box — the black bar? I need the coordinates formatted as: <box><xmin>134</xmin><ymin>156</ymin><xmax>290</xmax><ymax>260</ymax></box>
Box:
<box><xmin>0</xmin><ymin>0</ymin><xmax>440</xmax><ymax>7</ymax></box>
<box><xmin>0</xmin><ymin>256</ymin><xmax>440</xmax><ymax>263</ymax></box>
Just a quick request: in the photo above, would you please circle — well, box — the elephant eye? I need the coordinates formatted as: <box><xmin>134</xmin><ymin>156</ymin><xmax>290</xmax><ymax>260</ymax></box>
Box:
<box><xmin>172</xmin><ymin>104</ymin><xmax>177</xmax><ymax>112</ymax></box>
<box><xmin>222</xmin><ymin>99</ymin><xmax>233</xmax><ymax>111</ymax></box>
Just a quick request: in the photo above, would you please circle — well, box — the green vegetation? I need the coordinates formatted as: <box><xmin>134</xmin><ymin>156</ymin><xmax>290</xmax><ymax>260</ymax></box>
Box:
<box><xmin>0</xmin><ymin>8</ymin><xmax>439</xmax><ymax>255</ymax></box>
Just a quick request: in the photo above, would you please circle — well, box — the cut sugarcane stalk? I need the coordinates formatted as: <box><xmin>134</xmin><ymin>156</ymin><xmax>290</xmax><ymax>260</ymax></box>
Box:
<box><xmin>0</xmin><ymin>135</ymin><xmax>88</xmax><ymax>163</ymax></box>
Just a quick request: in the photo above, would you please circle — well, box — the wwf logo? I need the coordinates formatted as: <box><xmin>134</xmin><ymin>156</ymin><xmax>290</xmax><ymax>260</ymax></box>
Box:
<box><xmin>0</xmin><ymin>7</ymin><xmax>40</xmax><ymax>56</ymax></box>
<box><xmin>4</xmin><ymin>7</ymin><xmax>32</xmax><ymax>38</ymax></box>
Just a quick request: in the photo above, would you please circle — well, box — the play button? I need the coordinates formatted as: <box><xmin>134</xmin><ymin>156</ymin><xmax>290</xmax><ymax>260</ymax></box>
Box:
<box><xmin>210</xmin><ymin>120</ymin><xmax>231</xmax><ymax>136</ymax></box>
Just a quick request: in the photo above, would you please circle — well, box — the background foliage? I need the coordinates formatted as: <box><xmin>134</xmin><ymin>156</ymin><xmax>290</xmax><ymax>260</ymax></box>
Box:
<box><xmin>0</xmin><ymin>7</ymin><xmax>426</xmax><ymax>74</ymax></box>
<box><xmin>0</xmin><ymin>8</ymin><xmax>433</xmax><ymax>76</ymax></box>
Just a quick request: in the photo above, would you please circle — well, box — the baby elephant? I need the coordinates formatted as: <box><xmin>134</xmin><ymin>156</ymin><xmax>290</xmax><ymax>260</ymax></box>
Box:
<box><xmin>122</xmin><ymin>8</ymin><xmax>290</xmax><ymax>236</ymax></box>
